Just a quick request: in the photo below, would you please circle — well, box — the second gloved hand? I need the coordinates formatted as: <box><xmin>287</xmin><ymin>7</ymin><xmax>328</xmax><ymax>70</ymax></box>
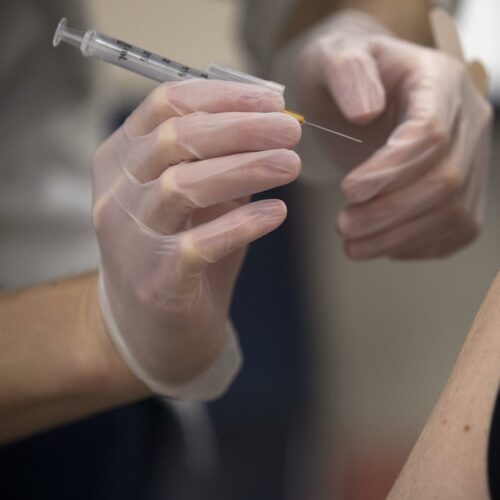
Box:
<box><xmin>285</xmin><ymin>11</ymin><xmax>492</xmax><ymax>260</ymax></box>
<box><xmin>92</xmin><ymin>80</ymin><xmax>301</xmax><ymax>400</ymax></box>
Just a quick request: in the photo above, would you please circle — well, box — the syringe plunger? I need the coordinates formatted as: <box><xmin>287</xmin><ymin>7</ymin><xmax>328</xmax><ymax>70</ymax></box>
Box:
<box><xmin>53</xmin><ymin>18</ymin><xmax>84</xmax><ymax>49</ymax></box>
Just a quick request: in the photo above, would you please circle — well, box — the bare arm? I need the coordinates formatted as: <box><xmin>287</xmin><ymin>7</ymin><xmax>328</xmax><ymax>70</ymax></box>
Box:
<box><xmin>388</xmin><ymin>272</ymin><xmax>500</xmax><ymax>499</ymax></box>
<box><xmin>0</xmin><ymin>273</ymin><xmax>149</xmax><ymax>445</ymax></box>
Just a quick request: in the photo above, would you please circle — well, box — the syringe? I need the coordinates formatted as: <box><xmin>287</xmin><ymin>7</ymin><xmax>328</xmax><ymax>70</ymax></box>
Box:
<box><xmin>53</xmin><ymin>18</ymin><xmax>361</xmax><ymax>144</ymax></box>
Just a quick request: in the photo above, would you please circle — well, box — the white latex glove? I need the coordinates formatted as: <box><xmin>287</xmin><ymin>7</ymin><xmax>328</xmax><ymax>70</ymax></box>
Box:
<box><xmin>92</xmin><ymin>80</ymin><xmax>302</xmax><ymax>400</ymax></box>
<box><xmin>286</xmin><ymin>11</ymin><xmax>492</xmax><ymax>260</ymax></box>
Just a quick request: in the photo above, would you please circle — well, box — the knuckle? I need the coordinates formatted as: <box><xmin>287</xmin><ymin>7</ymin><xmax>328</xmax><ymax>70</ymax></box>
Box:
<box><xmin>156</xmin><ymin>118</ymin><xmax>180</xmax><ymax>151</ymax></box>
<box><xmin>160</xmin><ymin>166</ymin><xmax>180</xmax><ymax>198</ymax></box>
<box><xmin>160</xmin><ymin>167</ymin><xmax>192</xmax><ymax>209</ymax></box>
<box><xmin>148</xmin><ymin>82</ymin><xmax>185</xmax><ymax>124</ymax></box>
<box><xmin>162</xmin><ymin>82</ymin><xmax>189</xmax><ymax>115</ymax></box>
<box><xmin>148</xmin><ymin>85</ymin><xmax>170</xmax><ymax>120</ymax></box>
<box><xmin>152</xmin><ymin>83</ymin><xmax>170</xmax><ymax>108</ymax></box>
<box><xmin>179</xmin><ymin>233</ymin><xmax>207</xmax><ymax>268</ymax></box>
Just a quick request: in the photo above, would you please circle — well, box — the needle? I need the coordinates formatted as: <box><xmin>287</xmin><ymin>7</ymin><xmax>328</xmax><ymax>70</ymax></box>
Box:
<box><xmin>284</xmin><ymin>110</ymin><xmax>362</xmax><ymax>144</ymax></box>
<box><xmin>303</xmin><ymin>120</ymin><xmax>362</xmax><ymax>143</ymax></box>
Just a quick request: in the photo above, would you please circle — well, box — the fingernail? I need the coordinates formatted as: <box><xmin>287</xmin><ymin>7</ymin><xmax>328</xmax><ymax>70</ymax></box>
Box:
<box><xmin>271</xmin><ymin>113</ymin><xmax>303</xmax><ymax>146</ymax></box>
<box><xmin>257</xmin><ymin>91</ymin><xmax>285</xmax><ymax>112</ymax></box>
<box><xmin>260</xmin><ymin>200</ymin><xmax>287</xmax><ymax>220</ymax></box>
<box><xmin>267</xmin><ymin>91</ymin><xmax>285</xmax><ymax>109</ymax></box>
<box><xmin>266</xmin><ymin>149</ymin><xmax>302</xmax><ymax>179</ymax></box>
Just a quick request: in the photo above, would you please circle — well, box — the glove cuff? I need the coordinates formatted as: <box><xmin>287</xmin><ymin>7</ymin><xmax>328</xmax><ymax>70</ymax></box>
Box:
<box><xmin>98</xmin><ymin>273</ymin><xmax>242</xmax><ymax>401</ymax></box>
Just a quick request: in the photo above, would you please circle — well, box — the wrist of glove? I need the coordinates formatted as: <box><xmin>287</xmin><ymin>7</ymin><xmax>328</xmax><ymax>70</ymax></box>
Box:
<box><xmin>99</xmin><ymin>274</ymin><xmax>242</xmax><ymax>401</ymax></box>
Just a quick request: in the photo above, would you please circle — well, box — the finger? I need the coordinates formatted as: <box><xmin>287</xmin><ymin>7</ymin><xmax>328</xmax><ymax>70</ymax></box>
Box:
<box><xmin>341</xmin><ymin>91</ymin><xmax>491</xmax><ymax>232</ymax></box>
<box><xmin>123</xmin><ymin>112</ymin><xmax>301</xmax><ymax>182</ymax></box>
<box><xmin>149</xmin><ymin>149</ymin><xmax>301</xmax><ymax>234</ymax></box>
<box><xmin>344</xmin><ymin>197</ymin><xmax>470</xmax><ymax>260</ymax></box>
<box><xmin>390</xmin><ymin>219</ymin><xmax>478</xmax><ymax>260</ymax></box>
<box><xmin>389</xmin><ymin>201</ymin><xmax>479</xmax><ymax>259</ymax></box>
<box><xmin>124</xmin><ymin>80</ymin><xmax>285</xmax><ymax>137</ymax></box>
<box><xmin>190</xmin><ymin>200</ymin><xmax>250</xmax><ymax>306</ymax></box>
<box><xmin>323</xmin><ymin>46</ymin><xmax>386</xmax><ymax>124</ymax></box>
<box><xmin>179</xmin><ymin>199</ymin><xmax>288</xmax><ymax>273</ymax></box>
<box><xmin>342</xmin><ymin>116</ymin><xmax>454</xmax><ymax>204</ymax></box>
<box><xmin>340</xmin><ymin>111</ymin><xmax>487</xmax><ymax>256</ymax></box>
<box><xmin>338</xmin><ymin>153</ymin><xmax>464</xmax><ymax>240</ymax></box>
<box><xmin>342</xmin><ymin>78</ymin><xmax>462</xmax><ymax>204</ymax></box>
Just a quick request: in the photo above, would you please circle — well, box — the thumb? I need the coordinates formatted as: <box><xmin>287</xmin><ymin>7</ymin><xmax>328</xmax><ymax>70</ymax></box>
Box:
<box><xmin>324</xmin><ymin>46</ymin><xmax>386</xmax><ymax>125</ymax></box>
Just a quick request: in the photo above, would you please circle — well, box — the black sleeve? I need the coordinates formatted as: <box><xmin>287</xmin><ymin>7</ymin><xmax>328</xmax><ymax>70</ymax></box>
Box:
<box><xmin>0</xmin><ymin>399</ymin><xmax>183</xmax><ymax>500</ymax></box>
<box><xmin>488</xmin><ymin>384</ymin><xmax>500</xmax><ymax>499</ymax></box>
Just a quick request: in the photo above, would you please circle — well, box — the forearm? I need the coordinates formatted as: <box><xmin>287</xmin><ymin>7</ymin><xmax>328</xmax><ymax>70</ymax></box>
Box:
<box><xmin>281</xmin><ymin>0</ymin><xmax>434</xmax><ymax>48</ymax></box>
<box><xmin>0</xmin><ymin>273</ymin><xmax>149</xmax><ymax>444</ymax></box>
<box><xmin>388</xmin><ymin>272</ymin><xmax>500</xmax><ymax>499</ymax></box>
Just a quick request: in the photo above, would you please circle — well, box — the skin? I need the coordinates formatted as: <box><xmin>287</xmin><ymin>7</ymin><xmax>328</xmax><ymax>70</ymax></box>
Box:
<box><xmin>388</xmin><ymin>272</ymin><xmax>500</xmax><ymax>499</ymax></box>
<box><xmin>0</xmin><ymin>273</ymin><xmax>149</xmax><ymax>445</ymax></box>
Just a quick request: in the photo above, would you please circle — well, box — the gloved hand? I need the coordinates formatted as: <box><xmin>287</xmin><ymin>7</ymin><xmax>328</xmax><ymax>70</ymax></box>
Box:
<box><xmin>286</xmin><ymin>11</ymin><xmax>492</xmax><ymax>259</ymax></box>
<box><xmin>92</xmin><ymin>80</ymin><xmax>301</xmax><ymax>400</ymax></box>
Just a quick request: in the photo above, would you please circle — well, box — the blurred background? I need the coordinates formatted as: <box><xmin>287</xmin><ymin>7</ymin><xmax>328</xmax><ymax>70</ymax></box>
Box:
<box><xmin>0</xmin><ymin>0</ymin><xmax>499</xmax><ymax>499</ymax></box>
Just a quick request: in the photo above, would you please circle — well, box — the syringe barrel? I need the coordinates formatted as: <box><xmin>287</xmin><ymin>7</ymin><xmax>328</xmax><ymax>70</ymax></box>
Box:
<box><xmin>207</xmin><ymin>63</ymin><xmax>285</xmax><ymax>95</ymax></box>
<box><xmin>55</xmin><ymin>18</ymin><xmax>286</xmax><ymax>92</ymax></box>
<box><xmin>81</xmin><ymin>31</ymin><xmax>207</xmax><ymax>83</ymax></box>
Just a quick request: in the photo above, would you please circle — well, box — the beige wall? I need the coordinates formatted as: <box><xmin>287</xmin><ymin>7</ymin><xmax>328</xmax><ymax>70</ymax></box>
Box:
<box><xmin>88</xmin><ymin>0</ymin><xmax>245</xmax><ymax>101</ymax></box>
